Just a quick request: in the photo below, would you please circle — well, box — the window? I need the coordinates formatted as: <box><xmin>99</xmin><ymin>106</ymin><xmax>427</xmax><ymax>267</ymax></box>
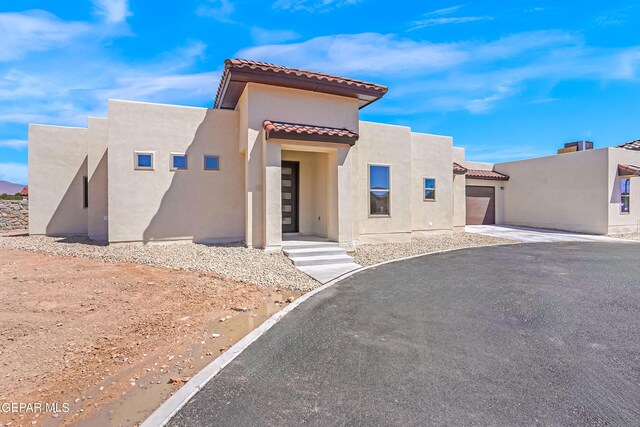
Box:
<box><xmin>621</xmin><ymin>178</ymin><xmax>630</xmax><ymax>213</ymax></box>
<box><xmin>170</xmin><ymin>153</ymin><xmax>187</xmax><ymax>171</ymax></box>
<box><xmin>204</xmin><ymin>155</ymin><xmax>219</xmax><ymax>171</ymax></box>
<box><xmin>134</xmin><ymin>152</ymin><xmax>154</xmax><ymax>170</ymax></box>
<box><xmin>369</xmin><ymin>164</ymin><xmax>390</xmax><ymax>216</ymax></box>
<box><xmin>82</xmin><ymin>176</ymin><xmax>88</xmax><ymax>209</ymax></box>
<box><xmin>424</xmin><ymin>178</ymin><xmax>436</xmax><ymax>201</ymax></box>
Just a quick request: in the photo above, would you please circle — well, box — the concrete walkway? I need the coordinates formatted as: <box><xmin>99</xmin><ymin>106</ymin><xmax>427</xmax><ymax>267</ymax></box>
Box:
<box><xmin>465</xmin><ymin>224</ymin><xmax>626</xmax><ymax>243</ymax></box>
<box><xmin>167</xmin><ymin>242</ymin><xmax>640</xmax><ymax>426</ymax></box>
<box><xmin>282</xmin><ymin>236</ymin><xmax>361</xmax><ymax>284</ymax></box>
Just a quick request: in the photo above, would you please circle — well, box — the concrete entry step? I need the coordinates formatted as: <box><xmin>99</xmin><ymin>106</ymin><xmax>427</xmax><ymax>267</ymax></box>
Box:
<box><xmin>290</xmin><ymin>254</ymin><xmax>356</xmax><ymax>267</ymax></box>
<box><xmin>283</xmin><ymin>246</ymin><xmax>347</xmax><ymax>258</ymax></box>
<box><xmin>281</xmin><ymin>237</ymin><xmax>362</xmax><ymax>283</ymax></box>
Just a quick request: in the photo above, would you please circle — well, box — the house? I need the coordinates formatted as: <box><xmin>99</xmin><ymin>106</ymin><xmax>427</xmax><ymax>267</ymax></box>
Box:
<box><xmin>27</xmin><ymin>59</ymin><xmax>640</xmax><ymax>247</ymax></box>
<box><xmin>20</xmin><ymin>187</ymin><xmax>28</xmax><ymax>200</ymax></box>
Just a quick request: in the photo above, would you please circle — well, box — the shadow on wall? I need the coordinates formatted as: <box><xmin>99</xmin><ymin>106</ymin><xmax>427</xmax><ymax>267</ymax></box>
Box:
<box><xmin>142</xmin><ymin>109</ymin><xmax>245</xmax><ymax>244</ymax></box>
<box><xmin>89</xmin><ymin>149</ymin><xmax>109</xmax><ymax>240</ymax></box>
<box><xmin>46</xmin><ymin>158</ymin><xmax>88</xmax><ymax>236</ymax></box>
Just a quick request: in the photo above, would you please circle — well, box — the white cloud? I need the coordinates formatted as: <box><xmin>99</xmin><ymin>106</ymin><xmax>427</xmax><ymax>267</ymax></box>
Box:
<box><xmin>410</xmin><ymin>16</ymin><xmax>492</xmax><ymax>30</ymax></box>
<box><xmin>0</xmin><ymin>163</ymin><xmax>28</xmax><ymax>185</ymax></box>
<box><xmin>0</xmin><ymin>10</ymin><xmax>90</xmax><ymax>62</ymax></box>
<box><xmin>272</xmin><ymin>0</ymin><xmax>360</xmax><ymax>12</ymax></box>
<box><xmin>237</xmin><ymin>33</ymin><xmax>468</xmax><ymax>75</ymax></box>
<box><xmin>425</xmin><ymin>5</ymin><xmax>465</xmax><ymax>15</ymax></box>
<box><xmin>0</xmin><ymin>140</ymin><xmax>28</xmax><ymax>149</ymax></box>
<box><xmin>236</xmin><ymin>30</ymin><xmax>640</xmax><ymax>114</ymax></box>
<box><xmin>92</xmin><ymin>0</ymin><xmax>132</xmax><ymax>24</ymax></box>
<box><xmin>250</xmin><ymin>27</ymin><xmax>300</xmax><ymax>44</ymax></box>
<box><xmin>197</xmin><ymin>0</ymin><xmax>235</xmax><ymax>22</ymax></box>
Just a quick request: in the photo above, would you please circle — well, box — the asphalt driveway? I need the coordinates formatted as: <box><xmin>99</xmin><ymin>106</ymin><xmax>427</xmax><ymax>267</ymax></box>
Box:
<box><xmin>169</xmin><ymin>242</ymin><xmax>640</xmax><ymax>426</ymax></box>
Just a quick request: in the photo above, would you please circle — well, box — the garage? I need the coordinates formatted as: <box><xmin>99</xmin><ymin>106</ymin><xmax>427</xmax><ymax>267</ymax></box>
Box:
<box><xmin>466</xmin><ymin>186</ymin><xmax>495</xmax><ymax>225</ymax></box>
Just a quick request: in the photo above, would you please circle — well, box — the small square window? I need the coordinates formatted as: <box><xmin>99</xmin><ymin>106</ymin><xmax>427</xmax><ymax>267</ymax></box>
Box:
<box><xmin>204</xmin><ymin>155</ymin><xmax>219</xmax><ymax>171</ymax></box>
<box><xmin>424</xmin><ymin>178</ymin><xmax>436</xmax><ymax>201</ymax></box>
<box><xmin>135</xmin><ymin>152</ymin><xmax>154</xmax><ymax>170</ymax></box>
<box><xmin>171</xmin><ymin>154</ymin><xmax>187</xmax><ymax>171</ymax></box>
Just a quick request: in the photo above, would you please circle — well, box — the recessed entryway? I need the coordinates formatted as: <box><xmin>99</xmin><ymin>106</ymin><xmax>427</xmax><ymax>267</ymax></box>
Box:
<box><xmin>281</xmin><ymin>161</ymin><xmax>299</xmax><ymax>233</ymax></box>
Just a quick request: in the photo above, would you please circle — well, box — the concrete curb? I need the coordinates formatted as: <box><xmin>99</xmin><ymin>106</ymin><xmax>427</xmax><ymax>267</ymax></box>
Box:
<box><xmin>140</xmin><ymin>242</ymin><xmax>518</xmax><ymax>426</ymax></box>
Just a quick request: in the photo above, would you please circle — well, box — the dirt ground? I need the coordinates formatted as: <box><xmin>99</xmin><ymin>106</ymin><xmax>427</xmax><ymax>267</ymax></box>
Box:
<box><xmin>0</xmin><ymin>249</ymin><xmax>301</xmax><ymax>427</ymax></box>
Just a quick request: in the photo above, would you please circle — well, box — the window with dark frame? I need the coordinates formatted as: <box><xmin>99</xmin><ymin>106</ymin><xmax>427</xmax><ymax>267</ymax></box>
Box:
<box><xmin>369</xmin><ymin>165</ymin><xmax>390</xmax><ymax>216</ymax></box>
<box><xmin>621</xmin><ymin>178</ymin><xmax>630</xmax><ymax>213</ymax></box>
<box><xmin>204</xmin><ymin>155</ymin><xmax>219</xmax><ymax>171</ymax></box>
<box><xmin>82</xmin><ymin>176</ymin><xmax>88</xmax><ymax>209</ymax></box>
<box><xmin>424</xmin><ymin>178</ymin><xmax>436</xmax><ymax>201</ymax></box>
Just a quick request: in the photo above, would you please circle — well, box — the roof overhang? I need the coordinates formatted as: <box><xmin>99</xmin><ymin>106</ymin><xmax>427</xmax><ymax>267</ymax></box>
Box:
<box><xmin>453</xmin><ymin>162</ymin><xmax>468</xmax><ymax>175</ymax></box>
<box><xmin>618</xmin><ymin>163</ymin><xmax>640</xmax><ymax>177</ymax></box>
<box><xmin>263</xmin><ymin>120</ymin><xmax>358</xmax><ymax>146</ymax></box>
<box><xmin>465</xmin><ymin>169</ymin><xmax>510</xmax><ymax>181</ymax></box>
<box><xmin>214</xmin><ymin>59</ymin><xmax>388</xmax><ymax>110</ymax></box>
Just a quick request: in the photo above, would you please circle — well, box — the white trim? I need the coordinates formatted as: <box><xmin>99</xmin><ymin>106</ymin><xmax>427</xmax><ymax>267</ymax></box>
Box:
<box><xmin>170</xmin><ymin>153</ymin><xmax>188</xmax><ymax>171</ymax></box>
<box><xmin>134</xmin><ymin>151</ymin><xmax>155</xmax><ymax>171</ymax></box>
<box><xmin>140</xmin><ymin>243</ymin><xmax>515</xmax><ymax>427</ymax></box>
<box><xmin>423</xmin><ymin>177</ymin><xmax>436</xmax><ymax>202</ymax></box>
<box><xmin>368</xmin><ymin>163</ymin><xmax>391</xmax><ymax>217</ymax></box>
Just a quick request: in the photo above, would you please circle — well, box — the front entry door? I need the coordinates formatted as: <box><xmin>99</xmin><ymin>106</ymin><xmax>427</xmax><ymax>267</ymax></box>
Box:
<box><xmin>281</xmin><ymin>161</ymin><xmax>299</xmax><ymax>233</ymax></box>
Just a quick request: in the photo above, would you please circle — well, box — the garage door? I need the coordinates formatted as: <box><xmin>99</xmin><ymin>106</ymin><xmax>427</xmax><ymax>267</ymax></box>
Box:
<box><xmin>466</xmin><ymin>186</ymin><xmax>495</xmax><ymax>225</ymax></box>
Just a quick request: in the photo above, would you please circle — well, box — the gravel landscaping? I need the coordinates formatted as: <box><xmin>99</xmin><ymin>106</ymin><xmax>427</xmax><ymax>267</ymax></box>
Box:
<box><xmin>611</xmin><ymin>232</ymin><xmax>640</xmax><ymax>241</ymax></box>
<box><xmin>0</xmin><ymin>232</ymin><xmax>318</xmax><ymax>290</ymax></box>
<box><xmin>352</xmin><ymin>232</ymin><xmax>517</xmax><ymax>266</ymax></box>
<box><xmin>0</xmin><ymin>231</ymin><xmax>517</xmax><ymax>289</ymax></box>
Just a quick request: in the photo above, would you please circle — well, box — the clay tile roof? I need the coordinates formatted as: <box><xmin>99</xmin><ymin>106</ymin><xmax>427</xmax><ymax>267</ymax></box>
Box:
<box><xmin>465</xmin><ymin>169</ymin><xmax>510</xmax><ymax>181</ymax></box>
<box><xmin>19</xmin><ymin>187</ymin><xmax>28</xmax><ymax>196</ymax></box>
<box><xmin>618</xmin><ymin>164</ymin><xmax>640</xmax><ymax>176</ymax></box>
<box><xmin>618</xmin><ymin>140</ymin><xmax>640</xmax><ymax>151</ymax></box>
<box><xmin>453</xmin><ymin>162</ymin><xmax>468</xmax><ymax>175</ymax></box>
<box><xmin>215</xmin><ymin>59</ymin><xmax>388</xmax><ymax>110</ymax></box>
<box><xmin>263</xmin><ymin>120</ymin><xmax>359</xmax><ymax>146</ymax></box>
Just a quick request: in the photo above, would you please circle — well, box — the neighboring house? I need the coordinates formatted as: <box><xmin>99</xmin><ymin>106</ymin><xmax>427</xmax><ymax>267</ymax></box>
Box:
<box><xmin>20</xmin><ymin>187</ymin><xmax>28</xmax><ymax>200</ymax></box>
<box><xmin>27</xmin><ymin>59</ymin><xmax>640</xmax><ymax>246</ymax></box>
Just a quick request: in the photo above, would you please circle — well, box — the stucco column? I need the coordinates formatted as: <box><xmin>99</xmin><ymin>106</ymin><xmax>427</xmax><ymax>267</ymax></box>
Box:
<box><xmin>244</xmin><ymin>128</ymin><xmax>265</xmax><ymax>248</ymax></box>
<box><xmin>264</xmin><ymin>142</ymin><xmax>282</xmax><ymax>251</ymax></box>
<box><xmin>336</xmin><ymin>146</ymin><xmax>354</xmax><ymax>248</ymax></box>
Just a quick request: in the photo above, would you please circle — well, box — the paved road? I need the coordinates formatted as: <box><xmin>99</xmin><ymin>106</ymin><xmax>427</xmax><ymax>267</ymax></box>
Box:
<box><xmin>169</xmin><ymin>242</ymin><xmax>640</xmax><ymax>426</ymax></box>
<box><xmin>465</xmin><ymin>224</ymin><xmax>627</xmax><ymax>243</ymax></box>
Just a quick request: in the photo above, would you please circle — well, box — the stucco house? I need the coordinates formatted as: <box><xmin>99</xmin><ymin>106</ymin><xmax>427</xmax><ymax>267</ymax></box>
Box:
<box><xmin>28</xmin><ymin>59</ymin><xmax>640</xmax><ymax>250</ymax></box>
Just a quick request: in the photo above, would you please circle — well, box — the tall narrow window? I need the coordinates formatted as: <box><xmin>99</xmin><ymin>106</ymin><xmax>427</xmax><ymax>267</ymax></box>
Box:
<box><xmin>424</xmin><ymin>178</ymin><xmax>436</xmax><ymax>201</ymax></box>
<box><xmin>369</xmin><ymin>165</ymin><xmax>390</xmax><ymax>216</ymax></box>
<box><xmin>82</xmin><ymin>176</ymin><xmax>88</xmax><ymax>209</ymax></box>
<box><xmin>621</xmin><ymin>178</ymin><xmax>630</xmax><ymax>213</ymax></box>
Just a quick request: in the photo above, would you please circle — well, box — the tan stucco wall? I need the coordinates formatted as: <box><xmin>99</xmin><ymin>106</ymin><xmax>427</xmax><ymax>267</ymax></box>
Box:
<box><xmin>452</xmin><ymin>147</ymin><xmax>466</xmax><ymax>230</ymax></box>
<box><xmin>606</xmin><ymin>147</ymin><xmax>640</xmax><ymax>234</ymax></box>
<box><xmin>353</xmin><ymin>121</ymin><xmax>413</xmax><ymax>243</ymax></box>
<box><xmin>107</xmin><ymin>100</ymin><xmax>244</xmax><ymax>243</ymax></box>
<box><xmin>87</xmin><ymin>118</ymin><xmax>109</xmax><ymax>240</ymax></box>
<box><xmin>28</xmin><ymin>124</ymin><xmax>88</xmax><ymax>236</ymax></box>
<box><xmin>240</xmin><ymin>83</ymin><xmax>359</xmax><ymax>248</ymax></box>
<box><xmin>496</xmin><ymin>149</ymin><xmax>610</xmax><ymax>234</ymax></box>
<box><xmin>410</xmin><ymin>132</ymin><xmax>454</xmax><ymax>236</ymax></box>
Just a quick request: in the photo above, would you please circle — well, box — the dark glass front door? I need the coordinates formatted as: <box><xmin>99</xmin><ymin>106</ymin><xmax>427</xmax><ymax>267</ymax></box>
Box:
<box><xmin>281</xmin><ymin>161</ymin><xmax>299</xmax><ymax>233</ymax></box>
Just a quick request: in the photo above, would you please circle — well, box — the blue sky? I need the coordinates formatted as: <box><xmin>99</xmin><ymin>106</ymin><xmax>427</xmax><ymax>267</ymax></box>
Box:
<box><xmin>1</xmin><ymin>0</ymin><xmax>639</xmax><ymax>185</ymax></box>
